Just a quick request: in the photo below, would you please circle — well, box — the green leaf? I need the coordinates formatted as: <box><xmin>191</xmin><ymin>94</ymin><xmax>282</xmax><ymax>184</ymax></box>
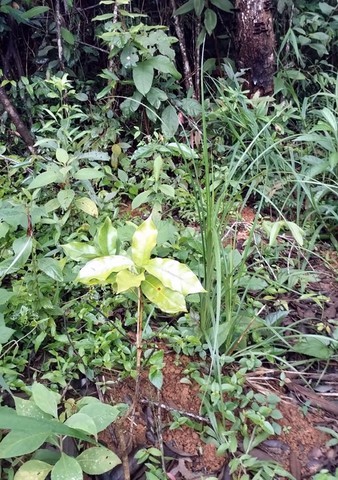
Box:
<box><xmin>159</xmin><ymin>184</ymin><xmax>175</xmax><ymax>197</ymax></box>
<box><xmin>65</xmin><ymin>413</ymin><xmax>97</xmax><ymax>437</ymax></box>
<box><xmin>14</xmin><ymin>397</ymin><xmax>51</xmax><ymax>420</ymax></box>
<box><xmin>209</xmin><ymin>0</ymin><xmax>233</xmax><ymax>12</ymax></box>
<box><xmin>51</xmin><ymin>454</ymin><xmax>82</xmax><ymax>480</ymax></box>
<box><xmin>141</xmin><ymin>275</ymin><xmax>187</xmax><ymax>313</ymax></box>
<box><xmin>148</xmin><ymin>55</ymin><xmax>181</xmax><ymax>79</ymax></box>
<box><xmin>0</xmin><ymin>236</ymin><xmax>33</xmax><ymax>277</ymax></box>
<box><xmin>28</xmin><ymin>170</ymin><xmax>61</xmax><ymax>189</ymax></box>
<box><xmin>292</xmin><ymin>337</ymin><xmax>332</xmax><ymax>360</ymax></box>
<box><xmin>285</xmin><ymin>221</ymin><xmax>304</xmax><ymax>246</ymax></box>
<box><xmin>0</xmin><ymin>319</ymin><xmax>15</xmax><ymax>344</ymax></box>
<box><xmin>321</xmin><ymin>107</ymin><xmax>337</xmax><ymax>134</ymax></box>
<box><xmin>146</xmin><ymin>87</ymin><xmax>168</xmax><ymax>109</ymax></box>
<box><xmin>77</xmin><ymin>151</ymin><xmax>110</xmax><ymax>161</ymax></box>
<box><xmin>204</xmin><ymin>8</ymin><xmax>217</xmax><ymax>35</ymax></box>
<box><xmin>14</xmin><ymin>460</ymin><xmax>52</xmax><ymax>480</ymax></box>
<box><xmin>37</xmin><ymin>258</ymin><xmax>63</xmax><ymax>282</ymax></box>
<box><xmin>21</xmin><ymin>6</ymin><xmax>49</xmax><ymax>19</ymax></box>
<box><xmin>149</xmin><ymin>368</ymin><xmax>163</xmax><ymax>390</ymax></box>
<box><xmin>174</xmin><ymin>0</ymin><xmax>194</xmax><ymax>15</ymax></box>
<box><xmin>57</xmin><ymin>189</ymin><xmax>75</xmax><ymax>210</ymax></box>
<box><xmin>61</xmin><ymin>27</ymin><xmax>75</xmax><ymax>45</ymax></box>
<box><xmin>161</xmin><ymin>105</ymin><xmax>179</xmax><ymax>139</ymax></box>
<box><xmin>120</xmin><ymin>44</ymin><xmax>139</xmax><ymax>68</ymax></box>
<box><xmin>153</xmin><ymin>155</ymin><xmax>163</xmax><ymax>182</ymax></box>
<box><xmin>0</xmin><ymin>431</ymin><xmax>49</xmax><ymax>458</ymax></box>
<box><xmin>55</xmin><ymin>148</ymin><xmax>69</xmax><ymax>164</ymax></box>
<box><xmin>145</xmin><ymin>258</ymin><xmax>205</xmax><ymax>296</ymax></box>
<box><xmin>75</xmin><ymin>197</ymin><xmax>98</xmax><ymax>217</ymax></box>
<box><xmin>268</xmin><ymin>221</ymin><xmax>282</xmax><ymax>246</ymax></box>
<box><xmin>116</xmin><ymin>270</ymin><xmax>145</xmax><ymax>293</ymax></box>
<box><xmin>94</xmin><ymin>217</ymin><xmax>117</xmax><ymax>255</ymax></box>
<box><xmin>131</xmin><ymin>216</ymin><xmax>158</xmax><ymax>267</ymax></box>
<box><xmin>133</xmin><ymin>61</ymin><xmax>154</xmax><ymax>95</ymax></box>
<box><xmin>62</xmin><ymin>242</ymin><xmax>99</xmax><ymax>261</ymax></box>
<box><xmin>0</xmin><ymin>288</ymin><xmax>14</xmax><ymax>305</ymax></box>
<box><xmin>132</xmin><ymin>190</ymin><xmax>151</xmax><ymax>209</ymax></box>
<box><xmin>181</xmin><ymin>98</ymin><xmax>202</xmax><ymax>116</ymax></box>
<box><xmin>0</xmin><ymin>407</ymin><xmax>94</xmax><ymax>444</ymax></box>
<box><xmin>73</xmin><ymin>168</ymin><xmax>105</xmax><ymax>180</ymax></box>
<box><xmin>76</xmin><ymin>256</ymin><xmax>134</xmax><ymax>285</ymax></box>
<box><xmin>79</xmin><ymin>403</ymin><xmax>122</xmax><ymax>432</ymax></box>
<box><xmin>194</xmin><ymin>0</ymin><xmax>205</xmax><ymax>16</ymax></box>
<box><xmin>77</xmin><ymin>447</ymin><xmax>121</xmax><ymax>475</ymax></box>
<box><xmin>318</xmin><ymin>2</ymin><xmax>336</xmax><ymax>14</ymax></box>
<box><xmin>31</xmin><ymin>383</ymin><xmax>60</xmax><ymax>419</ymax></box>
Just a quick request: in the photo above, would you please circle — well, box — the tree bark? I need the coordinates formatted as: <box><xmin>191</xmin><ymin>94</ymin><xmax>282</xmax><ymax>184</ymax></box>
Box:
<box><xmin>235</xmin><ymin>0</ymin><xmax>275</xmax><ymax>95</ymax></box>
<box><xmin>0</xmin><ymin>86</ymin><xmax>35</xmax><ymax>153</ymax></box>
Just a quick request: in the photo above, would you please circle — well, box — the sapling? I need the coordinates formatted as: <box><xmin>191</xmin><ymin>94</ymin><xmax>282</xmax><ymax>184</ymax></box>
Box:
<box><xmin>63</xmin><ymin>215</ymin><xmax>205</xmax><ymax>397</ymax></box>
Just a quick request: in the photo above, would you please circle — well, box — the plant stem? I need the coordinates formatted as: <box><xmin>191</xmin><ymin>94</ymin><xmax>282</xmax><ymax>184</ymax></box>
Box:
<box><xmin>135</xmin><ymin>286</ymin><xmax>143</xmax><ymax>401</ymax></box>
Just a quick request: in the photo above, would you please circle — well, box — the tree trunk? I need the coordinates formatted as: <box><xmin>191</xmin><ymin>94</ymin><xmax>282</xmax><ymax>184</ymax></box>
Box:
<box><xmin>0</xmin><ymin>86</ymin><xmax>35</xmax><ymax>153</ymax></box>
<box><xmin>235</xmin><ymin>0</ymin><xmax>275</xmax><ymax>95</ymax></box>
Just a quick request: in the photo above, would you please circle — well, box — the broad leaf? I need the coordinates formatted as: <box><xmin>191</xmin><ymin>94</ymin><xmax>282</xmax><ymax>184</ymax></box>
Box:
<box><xmin>65</xmin><ymin>413</ymin><xmax>97</xmax><ymax>437</ymax></box>
<box><xmin>0</xmin><ymin>407</ymin><xmax>94</xmax><ymax>443</ymax></box>
<box><xmin>116</xmin><ymin>270</ymin><xmax>145</xmax><ymax>293</ymax></box>
<box><xmin>28</xmin><ymin>171</ymin><xmax>61</xmax><ymax>190</ymax></box>
<box><xmin>174</xmin><ymin>0</ymin><xmax>194</xmax><ymax>15</ymax></box>
<box><xmin>57</xmin><ymin>189</ymin><xmax>75</xmax><ymax>210</ymax></box>
<box><xmin>62</xmin><ymin>242</ymin><xmax>99</xmax><ymax>261</ymax></box>
<box><xmin>0</xmin><ymin>323</ymin><xmax>15</xmax><ymax>344</ymax></box>
<box><xmin>292</xmin><ymin>337</ymin><xmax>332</xmax><ymax>360</ymax></box>
<box><xmin>21</xmin><ymin>6</ymin><xmax>49</xmax><ymax>19</ymax></box>
<box><xmin>61</xmin><ymin>27</ymin><xmax>75</xmax><ymax>45</ymax></box>
<box><xmin>73</xmin><ymin>168</ymin><xmax>105</xmax><ymax>180</ymax></box>
<box><xmin>75</xmin><ymin>197</ymin><xmax>98</xmax><ymax>217</ymax></box>
<box><xmin>204</xmin><ymin>8</ymin><xmax>217</xmax><ymax>35</ymax></box>
<box><xmin>77</xmin><ymin>256</ymin><xmax>134</xmax><ymax>285</ymax></box>
<box><xmin>148</xmin><ymin>55</ymin><xmax>181</xmax><ymax>79</ymax></box>
<box><xmin>94</xmin><ymin>217</ymin><xmax>117</xmax><ymax>255</ymax></box>
<box><xmin>161</xmin><ymin>105</ymin><xmax>179</xmax><ymax>139</ymax></box>
<box><xmin>145</xmin><ymin>258</ymin><xmax>205</xmax><ymax>295</ymax></box>
<box><xmin>0</xmin><ymin>431</ymin><xmax>49</xmax><ymax>458</ymax></box>
<box><xmin>31</xmin><ymin>383</ymin><xmax>60</xmax><ymax>419</ymax></box>
<box><xmin>194</xmin><ymin>0</ymin><xmax>204</xmax><ymax>16</ymax></box>
<box><xmin>55</xmin><ymin>148</ymin><xmax>69</xmax><ymax>164</ymax></box>
<box><xmin>0</xmin><ymin>288</ymin><xmax>12</xmax><ymax>306</ymax></box>
<box><xmin>285</xmin><ymin>221</ymin><xmax>304</xmax><ymax>246</ymax></box>
<box><xmin>77</xmin><ymin>447</ymin><xmax>121</xmax><ymax>475</ymax></box>
<box><xmin>209</xmin><ymin>0</ymin><xmax>233</xmax><ymax>12</ymax></box>
<box><xmin>146</xmin><ymin>87</ymin><xmax>168</xmax><ymax>109</ymax></box>
<box><xmin>133</xmin><ymin>61</ymin><xmax>154</xmax><ymax>95</ymax></box>
<box><xmin>14</xmin><ymin>460</ymin><xmax>52</xmax><ymax>480</ymax></box>
<box><xmin>51</xmin><ymin>454</ymin><xmax>82</xmax><ymax>480</ymax></box>
<box><xmin>132</xmin><ymin>190</ymin><xmax>151</xmax><ymax>209</ymax></box>
<box><xmin>79</xmin><ymin>403</ymin><xmax>122</xmax><ymax>432</ymax></box>
<box><xmin>37</xmin><ymin>258</ymin><xmax>63</xmax><ymax>282</ymax></box>
<box><xmin>131</xmin><ymin>216</ymin><xmax>157</xmax><ymax>267</ymax></box>
<box><xmin>14</xmin><ymin>397</ymin><xmax>51</xmax><ymax>420</ymax></box>
<box><xmin>0</xmin><ymin>236</ymin><xmax>33</xmax><ymax>276</ymax></box>
<box><xmin>141</xmin><ymin>275</ymin><xmax>187</xmax><ymax>313</ymax></box>
<box><xmin>159</xmin><ymin>184</ymin><xmax>175</xmax><ymax>197</ymax></box>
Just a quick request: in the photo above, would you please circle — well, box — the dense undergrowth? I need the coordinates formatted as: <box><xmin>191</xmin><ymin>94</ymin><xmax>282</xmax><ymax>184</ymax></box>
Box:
<box><xmin>0</xmin><ymin>0</ymin><xmax>337</xmax><ymax>479</ymax></box>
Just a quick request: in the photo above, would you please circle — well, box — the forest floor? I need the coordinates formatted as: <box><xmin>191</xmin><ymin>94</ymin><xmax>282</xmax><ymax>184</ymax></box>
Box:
<box><xmin>84</xmin><ymin>209</ymin><xmax>338</xmax><ymax>480</ymax></box>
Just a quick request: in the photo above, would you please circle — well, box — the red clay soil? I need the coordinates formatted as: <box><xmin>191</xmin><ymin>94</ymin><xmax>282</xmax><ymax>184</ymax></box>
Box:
<box><xmin>97</xmin><ymin>347</ymin><xmax>338</xmax><ymax>479</ymax></box>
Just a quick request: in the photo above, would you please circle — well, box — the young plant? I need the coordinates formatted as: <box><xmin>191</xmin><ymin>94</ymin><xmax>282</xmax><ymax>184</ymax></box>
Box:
<box><xmin>0</xmin><ymin>382</ymin><xmax>125</xmax><ymax>479</ymax></box>
<box><xmin>62</xmin><ymin>215</ymin><xmax>205</xmax><ymax>390</ymax></box>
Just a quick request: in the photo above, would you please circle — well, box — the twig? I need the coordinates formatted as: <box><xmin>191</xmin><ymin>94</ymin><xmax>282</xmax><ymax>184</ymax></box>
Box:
<box><xmin>140</xmin><ymin>398</ymin><xmax>211</xmax><ymax>424</ymax></box>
